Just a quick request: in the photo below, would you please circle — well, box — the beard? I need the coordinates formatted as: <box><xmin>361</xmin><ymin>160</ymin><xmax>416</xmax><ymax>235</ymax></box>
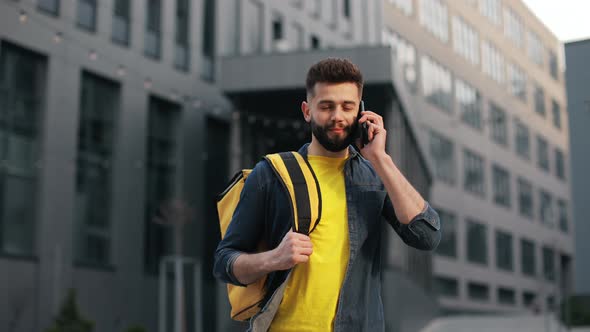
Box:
<box><xmin>310</xmin><ymin>117</ymin><xmax>359</xmax><ymax>152</ymax></box>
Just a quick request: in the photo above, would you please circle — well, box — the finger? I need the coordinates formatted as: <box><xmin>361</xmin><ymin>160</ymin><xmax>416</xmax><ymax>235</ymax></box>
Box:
<box><xmin>367</xmin><ymin>122</ymin><xmax>379</xmax><ymax>141</ymax></box>
<box><xmin>299</xmin><ymin>247</ymin><xmax>313</xmax><ymax>256</ymax></box>
<box><xmin>292</xmin><ymin>232</ymin><xmax>311</xmax><ymax>241</ymax></box>
<box><xmin>296</xmin><ymin>254</ymin><xmax>310</xmax><ymax>263</ymax></box>
<box><xmin>358</xmin><ymin>112</ymin><xmax>373</xmax><ymax>124</ymax></box>
<box><xmin>298</xmin><ymin>239</ymin><xmax>313</xmax><ymax>248</ymax></box>
<box><xmin>365</xmin><ymin>114</ymin><xmax>384</xmax><ymax>127</ymax></box>
<box><xmin>359</xmin><ymin>113</ymin><xmax>383</xmax><ymax>127</ymax></box>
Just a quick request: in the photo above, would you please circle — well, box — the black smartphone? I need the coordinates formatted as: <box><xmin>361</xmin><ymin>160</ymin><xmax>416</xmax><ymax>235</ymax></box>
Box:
<box><xmin>358</xmin><ymin>100</ymin><xmax>370</xmax><ymax>148</ymax></box>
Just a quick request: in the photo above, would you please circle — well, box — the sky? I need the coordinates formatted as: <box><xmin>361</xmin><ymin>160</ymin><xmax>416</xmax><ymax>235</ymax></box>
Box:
<box><xmin>521</xmin><ymin>0</ymin><xmax>590</xmax><ymax>42</ymax></box>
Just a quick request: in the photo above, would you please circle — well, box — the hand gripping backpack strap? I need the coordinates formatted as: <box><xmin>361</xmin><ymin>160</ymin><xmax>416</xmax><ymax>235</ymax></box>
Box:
<box><xmin>264</xmin><ymin>152</ymin><xmax>322</xmax><ymax>235</ymax></box>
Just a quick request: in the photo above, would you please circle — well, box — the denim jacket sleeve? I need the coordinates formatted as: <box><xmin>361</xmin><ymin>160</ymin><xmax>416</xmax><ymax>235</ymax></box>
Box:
<box><xmin>213</xmin><ymin>161</ymin><xmax>268</xmax><ymax>286</ymax></box>
<box><xmin>382</xmin><ymin>197</ymin><xmax>441</xmax><ymax>251</ymax></box>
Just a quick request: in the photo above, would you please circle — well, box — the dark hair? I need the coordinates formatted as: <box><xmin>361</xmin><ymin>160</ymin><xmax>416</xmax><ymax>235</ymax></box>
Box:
<box><xmin>305</xmin><ymin>58</ymin><xmax>364</xmax><ymax>97</ymax></box>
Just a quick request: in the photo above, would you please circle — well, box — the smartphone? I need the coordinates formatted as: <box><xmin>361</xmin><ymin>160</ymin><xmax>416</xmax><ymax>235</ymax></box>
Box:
<box><xmin>358</xmin><ymin>100</ymin><xmax>370</xmax><ymax>148</ymax></box>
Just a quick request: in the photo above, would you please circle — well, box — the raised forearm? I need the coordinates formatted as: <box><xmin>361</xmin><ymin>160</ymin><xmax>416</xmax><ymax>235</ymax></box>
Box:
<box><xmin>371</xmin><ymin>153</ymin><xmax>425</xmax><ymax>224</ymax></box>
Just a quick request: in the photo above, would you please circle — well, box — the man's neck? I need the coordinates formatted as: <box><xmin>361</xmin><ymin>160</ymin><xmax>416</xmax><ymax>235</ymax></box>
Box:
<box><xmin>308</xmin><ymin>139</ymin><xmax>349</xmax><ymax>158</ymax></box>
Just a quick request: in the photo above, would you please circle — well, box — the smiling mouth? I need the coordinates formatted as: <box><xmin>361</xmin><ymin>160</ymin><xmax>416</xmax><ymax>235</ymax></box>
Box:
<box><xmin>330</xmin><ymin>130</ymin><xmax>345</xmax><ymax>136</ymax></box>
<box><xmin>329</xmin><ymin>127</ymin><xmax>345</xmax><ymax>132</ymax></box>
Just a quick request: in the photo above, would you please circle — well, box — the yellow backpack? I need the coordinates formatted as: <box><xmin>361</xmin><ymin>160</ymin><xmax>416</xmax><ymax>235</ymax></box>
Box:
<box><xmin>217</xmin><ymin>152</ymin><xmax>321</xmax><ymax>321</ymax></box>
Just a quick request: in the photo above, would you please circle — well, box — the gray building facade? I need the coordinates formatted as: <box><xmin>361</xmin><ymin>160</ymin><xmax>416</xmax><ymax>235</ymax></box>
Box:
<box><xmin>380</xmin><ymin>0</ymin><xmax>574</xmax><ymax>315</ymax></box>
<box><xmin>0</xmin><ymin>1</ymin><xmax>440</xmax><ymax>332</ymax></box>
<box><xmin>565</xmin><ymin>38</ymin><xmax>590</xmax><ymax>296</ymax></box>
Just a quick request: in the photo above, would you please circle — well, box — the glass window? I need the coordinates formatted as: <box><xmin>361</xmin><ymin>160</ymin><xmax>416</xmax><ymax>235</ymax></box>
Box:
<box><xmin>77</xmin><ymin>0</ymin><xmax>97</xmax><ymax>32</ymax></box>
<box><xmin>515</xmin><ymin>120</ymin><xmax>530</xmax><ymax>160</ymax></box>
<box><xmin>542</xmin><ymin>246</ymin><xmax>555</xmax><ymax>281</ymax></box>
<box><xmin>419</xmin><ymin>0</ymin><xmax>449</xmax><ymax>43</ymax></box>
<box><xmin>202</xmin><ymin>0</ymin><xmax>215</xmax><ymax>58</ymax></box>
<box><xmin>503</xmin><ymin>7</ymin><xmax>523</xmax><ymax>47</ymax></box>
<box><xmin>388</xmin><ymin>0</ymin><xmax>413</xmax><ymax>15</ymax></box>
<box><xmin>539</xmin><ymin>190</ymin><xmax>554</xmax><ymax>227</ymax></box>
<box><xmin>547</xmin><ymin>296</ymin><xmax>556</xmax><ymax>311</ymax></box>
<box><xmin>498</xmin><ymin>287</ymin><xmax>516</xmax><ymax>305</ymax></box>
<box><xmin>521</xmin><ymin>239</ymin><xmax>536</xmax><ymax>277</ymax></box>
<box><xmin>112</xmin><ymin>0</ymin><xmax>131</xmax><ymax>46</ymax></box>
<box><xmin>271</xmin><ymin>13</ymin><xmax>285</xmax><ymax>52</ymax></box>
<box><xmin>527</xmin><ymin>30</ymin><xmax>544</xmax><ymax>66</ymax></box>
<box><xmin>435</xmin><ymin>276</ymin><xmax>459</xmax><ymax>298</ymax></box>
<box><xmin>144</xmin><ymin>97</ymin><xmax>181</xmax><ymax>273</ymax></box>
<box><xmin>457</xmin><ymin>79</ymin><xmax>482</xmax><ymax>130</ymax></box>
<box><xmin>311</xmin><ymin>35</ymin><xmax>321</xmax><ymax>49</ymax></box>
<box><xmin>552</xmin><ymin>99</ymin><xmax>561</xmax><ymax>129</ymax></box>
<box><xmin>435</xmin><ymin>208</ymin><xmax>457</xmax><ymax>257</ymax></box>
<box><xmin>464</xmin><ymin>149</ymin><xmax>485</xmax><ymax>197</ymax></box>
<box><xmin>492</xmin><ymin>164</ymin><xmax>510</xmax><ymax>208</ymax></box>
<box><xmin>557</xmin><ymin>200</ymin><xmax>568</xmax><ymax>233</ymax></box>
<box><xmin>537</xmin><ymin>135</ymin><xmax>549</xmax><ymax>172</ymax></box>
<box><xmin>452</xmin><ymin>16</ymin><xmax>479</xmax><ymax>65</ymax></box>
<box><xmin>482</xmin><ymin>40</ymin><xmax>505</xmax><ymax>84</ymax></box>
<box><xmin>467</xmin><ymin>219</ymin><xmax>487</xmax><ymax>265</ymax></box>
<box><xmin>421</xmin><ymin>56</ymin><xmax>452</xmax><ymax>113</ymax></box>
<box><xmin>145</xmin><ymin>0</ymin><xmax>162</xmax><ymax>59</ymax></box>
<box><xmin>468</xmin><ymin>281</ymin><xmax>489</xmax><ymax>301</ymax></box>
<box><xmin>534</xmin><ymin>85</ymin><xmax>546</xmax><ymax>116</ymax></box>
<box><xmin>272</xmin><ymin>14</ymin><xmax>283</xmax><ymax>41</ymax></box>
<box><xmin>174</xmin><ymin>0</ymin><xmax>190</xmax><ymax>71</ymax></box>
<box><xmin>38</xmin><ymin>0</ymin><xmax>60</xmax><ymax>15</ymax></box>
<box><xmin>523</xmin><ymin>291</ymin><xmax>537</xmax><ymax>307</ymax></box>
<box><xmin>75</xmin><ymin>71</ymin><xmax>120</xmax><ymax>266</ymax></box>
<box><xmin>507</xmin><ymin>62</ymin><xmax>527</xmax><ymax>102</ymax></box>
<box><xmin>517</xmin><ymin>177</ymin><xmax>534</xmax><ymax>219</ymax></box>
<box><xmin>383</xmin><ymin>29</ymin><xmax>417</xmax><ymax>92</ymax></box>
<box><xmin>310</xmin><ymin>35</ymin><xmax>321</xmax><ymax>50</ymax></box>
<box><xmin>555</xmin><ymin>148</ymin><xmax>565</xmax><ymax>180</ymax></box>
<box><xmin>343</xmin><ymin>0</ymin><xmax>351</xmax><ymax>18</ymax></box>
<box><xmin>490</xmin><ymin>103</ymin><xmax>508</xmax><ymax>146</ymax></box>
<box><xmin>496</xmin><ymin>230</ymin><xmax>513</xmax><ymax>271</ymax></box>
<box><xmin>0</xmin><ymin>42</ymin><xmax>47</xmax><ymax>256</ymax></box>
<box><xmin>429</xmin><ymin>131</ymin><xmax>456</xmax><ymax>185</ymax></box>
<box><xmin>549</xmin><ymin>50</ymin><xmax>559</xmax><ymax>80</ymax></box>
<box><xmin>479</xmin><ymin>0</ymin><xmax>501</xmax><ymax>26</ymax></box>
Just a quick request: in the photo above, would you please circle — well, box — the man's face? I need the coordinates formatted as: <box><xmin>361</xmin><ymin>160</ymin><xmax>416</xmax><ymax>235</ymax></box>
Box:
<box><xmin>304</xmin><ymin>82</ymin><xmax>361</xmax><ymax>152</ymax></box>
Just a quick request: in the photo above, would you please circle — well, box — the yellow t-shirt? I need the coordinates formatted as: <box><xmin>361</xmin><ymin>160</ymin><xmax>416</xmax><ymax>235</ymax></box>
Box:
<box><xmin>269</xmin><ymin>155</ymin><xmax>350</xmax><ymax>332</ymax></box>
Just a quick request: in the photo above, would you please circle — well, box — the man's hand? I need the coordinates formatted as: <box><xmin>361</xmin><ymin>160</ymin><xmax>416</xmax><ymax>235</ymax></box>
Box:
<box><xmin>270</xmin><ymin>230</ymin><xmax>313</xmax><ymax>270</ymax></box>
<box><xmin>232</xmin><ymin>230</ymin><xmax>312</xmax><ymax>285</ymax></box>
<box><xmin>357</xmin><ymin>110</ymin><xmax>387</xmax><ymax>163</ymax></box>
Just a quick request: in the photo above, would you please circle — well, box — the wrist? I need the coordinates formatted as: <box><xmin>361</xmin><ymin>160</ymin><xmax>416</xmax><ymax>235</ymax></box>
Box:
<box><xmin>264</xmin><ymin>248</ymin><xmax>279</xmax><ymax>272</ymax></box>
<box><xmin>368</xmin><ymin>152</ymin><xmax>391</xmax><ymax>166</ymax></box>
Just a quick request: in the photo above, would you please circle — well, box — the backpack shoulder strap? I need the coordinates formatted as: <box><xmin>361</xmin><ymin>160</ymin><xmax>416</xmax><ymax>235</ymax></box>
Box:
<box><xmin>264</xmin><ymin>152</ymin><xmax>321</xmax><ymax>235</ymax></box>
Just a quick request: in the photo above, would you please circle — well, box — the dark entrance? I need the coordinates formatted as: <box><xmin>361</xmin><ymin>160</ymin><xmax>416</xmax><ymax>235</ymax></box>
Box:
<box><xmin>202</xmin><ymin>116</ymin><xmax>230</xmax><ymax>332</ymax></box>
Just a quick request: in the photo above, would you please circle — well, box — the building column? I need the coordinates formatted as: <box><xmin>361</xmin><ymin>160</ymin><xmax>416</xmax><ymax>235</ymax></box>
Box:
<box><xmin>36</xmin><ymin>52</ymin><xmax>80</xmax><ymax>331</ymax></box>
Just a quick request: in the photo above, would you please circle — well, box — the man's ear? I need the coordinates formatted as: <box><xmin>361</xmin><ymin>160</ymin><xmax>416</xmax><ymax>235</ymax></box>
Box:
<box><xmin>301</xmin><ymin>101</ymin><xmax>311</xmax><ymax>123</ymax></box>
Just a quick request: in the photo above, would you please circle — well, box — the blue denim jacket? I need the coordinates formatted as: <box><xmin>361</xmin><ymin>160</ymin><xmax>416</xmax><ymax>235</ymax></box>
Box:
<box><xmin>214</xmin><ymin>144</ymin><xmax>441</xmax><ymax>331</ymax></box>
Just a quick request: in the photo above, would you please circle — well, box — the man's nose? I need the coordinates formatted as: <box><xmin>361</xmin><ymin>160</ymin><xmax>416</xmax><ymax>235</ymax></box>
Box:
<box><xmin>330</xmin><ymin>106</ymin><xmax>345</xmax><ymax>122</ymax></box>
